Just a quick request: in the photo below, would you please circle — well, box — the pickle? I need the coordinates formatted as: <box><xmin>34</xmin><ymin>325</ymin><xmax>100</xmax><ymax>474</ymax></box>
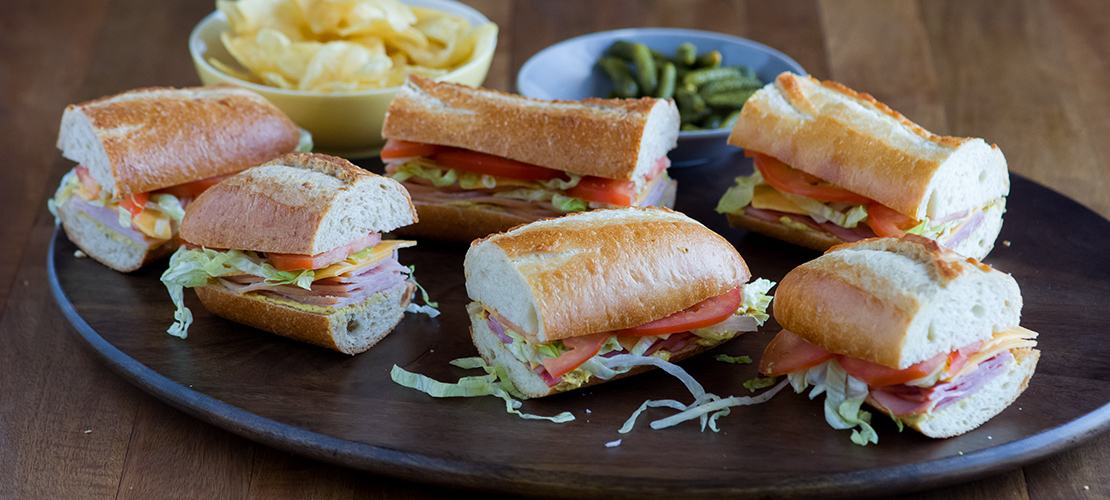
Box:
<box><xmin>722</xmin><ymin>109</ymin><xmax>743</xmax><ymax>129</ymax></box>
<box><xmin>630</xmin><ymin>43</ymin><xmax>658</xmax><ymax>95</ymax></box>
<box><xmin>598</xmin><ymin>57</ymin><xmax>639</xmax><ymax>98</ymax></box>
<box><xmin>675</xmin><ymin>42</ymin><xmax>697</xmax><ymax>66</ymax></box>
<box><xmin>703</xmin><ymin>89</ymin><xmax>757</xmax><ymax>109</ymax></box>
<box><xmin>698</xmin><ymin>75</ymin><xmax>764</xmax><ymax>97</ymax></box>
<box><xmin>695</xmin><ymin>50</ymin><xmax>722</xmax><ymax>68</ymax></box>
<box><xmin>607</xmin><ymin>40</ymin><xmax>637</xmax><ymax>61</ymax></box>
<box><xmin>683</xmin><ymin>66</ymin><xmax>745</xmax><ymax>87</ymax></box>
<box><xmin>656</xmin><ymin>62</ymin><xmax>676</xmax><ymax>99</ymax></box>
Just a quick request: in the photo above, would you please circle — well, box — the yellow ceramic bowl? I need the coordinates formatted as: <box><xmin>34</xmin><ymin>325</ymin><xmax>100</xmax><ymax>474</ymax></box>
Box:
<box><xmin>189</xmin><ymin>0</ymin><xmax>495</xmax><ymax>159</ymax></box>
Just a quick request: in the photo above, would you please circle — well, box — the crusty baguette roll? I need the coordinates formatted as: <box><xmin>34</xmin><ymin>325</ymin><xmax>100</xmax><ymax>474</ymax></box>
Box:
<box><xmin>181</xmin><ymin>152</ymin><xmax>416</xmax><ymax>253</ymax></box>
<box><xmin>390</xmin><ymin>201</ymin><xmax>536</xmax><ymax>242</ymax></box>
<box><xmin>464</xmin><ymin>207</ymin><xmax>750</xmax><ymax>343</ymax></box>
<box><xmin>467</xmin><ymin>302</ymin><xmax>731</xmax><ymax>399</ymax></box>
<box><xmin>730</xmin><ymin>73</ymin><xmax>1009</xmax><ymax>220</ymax></box>
<box><xmin>775</xmin><ymin>235</ymin><xmax>1022</xmax><ymax>369</ymax></box>
<box><xmin>56</xmin><ymin>198</ymin><xmax>179</xmax><ymax>272</ymax></box>
<box><xmin>57</xmin><ymin>84</ymin><xmax>301</xmax><ymax>199</ymax></box>
<box><xmin>894</xmin><ymin>347</ymin><xmax>1039</xmax><ymax>438</ymax></box>
<box><xmin>195</xmin><ymin>281</ymin><xmax>415</xmax><ymax>355</ymax></box>
<box><xmin>382</xmin><ymin>76</ymin><xmax>680</xmax><ymax>190</ymax></box>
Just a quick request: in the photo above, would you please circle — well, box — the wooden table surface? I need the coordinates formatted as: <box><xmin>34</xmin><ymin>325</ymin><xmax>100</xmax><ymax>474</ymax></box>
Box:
<box><xmin>3</xmin><ymin>0</ymin><xmax>1109</xmax><ymax>498</ymax></box>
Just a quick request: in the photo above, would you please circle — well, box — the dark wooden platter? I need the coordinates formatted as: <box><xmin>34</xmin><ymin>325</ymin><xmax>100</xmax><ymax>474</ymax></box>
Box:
<box><xmin>49</xmin><ymin>152</ymin><xmax>1110</xmax><ymax>499</ymax></box>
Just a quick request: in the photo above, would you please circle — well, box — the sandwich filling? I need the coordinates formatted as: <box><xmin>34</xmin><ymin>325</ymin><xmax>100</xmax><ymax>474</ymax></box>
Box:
<box><xmin>758</xmin><ymin>327</ymin><xmax>1038</xmax><ymax>444</ymax></box>
<box><xmin>475</xmin><ymin>279</ymin><xmax>775</xmax><ymax>393</ymax></box>
<box><xmin>381</xmin><ymin>139</ymin><xmax>676</xmax><ymax>218</ymax></box>
<box><xmin>49</xmin><ymin>166</ymin><xmax>199</xmax><ymax>246</ymax></box>
<box><xmin>160</xmin><ymin>233</ymin><xmax>430</xmax><ymax>338</ymax></box>
<box><xmin>716</xmin><ymin>153</ymin><xmax>1004</xmax><ymax>252</ymax></box>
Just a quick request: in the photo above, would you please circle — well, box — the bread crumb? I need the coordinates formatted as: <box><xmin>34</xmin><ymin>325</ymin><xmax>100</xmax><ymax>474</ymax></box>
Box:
<box><xmin>1002</xmin><ymin>240</ymin><xmax>1011</xmax><ymax>247</ymax></box>
<box><xmin>74</xmin><ymin>250</ymin><xmax>87</xmax><ymax>258</ymax></box>
<box><xmin>1084</xmin><ymin>485</ymin><xmax>1090</xmax><ymax>490</ymax></box>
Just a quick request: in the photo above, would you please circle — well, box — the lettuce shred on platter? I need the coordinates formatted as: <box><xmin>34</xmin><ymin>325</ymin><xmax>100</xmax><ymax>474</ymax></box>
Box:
<box><xmin>390</xmin><ymin>358</ymin><xmax>574</xmax><ymax>423</ymax></box>
<box><xmin>788</xmin><ymin>358</ymin><xmax>879</xmax><ymax>445</ymax></box>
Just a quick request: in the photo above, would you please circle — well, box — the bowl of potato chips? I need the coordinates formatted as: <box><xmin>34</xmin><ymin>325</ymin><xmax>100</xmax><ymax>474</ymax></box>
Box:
<box><xmin>190</xmin><ymin>0</ymin><xmax>497</xmax><ymax>158</ymax></box>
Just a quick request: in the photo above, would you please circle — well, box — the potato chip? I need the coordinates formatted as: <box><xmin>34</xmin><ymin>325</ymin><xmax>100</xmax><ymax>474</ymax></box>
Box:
<box><xmin>218</xmin><ymin>0</ymin><xmax>497</xmax><ymax>92</ymax></box>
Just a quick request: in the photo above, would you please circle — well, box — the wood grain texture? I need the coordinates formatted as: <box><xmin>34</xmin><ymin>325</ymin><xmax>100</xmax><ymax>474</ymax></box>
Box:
<box><xmin>2</xmin><ymin>0</ymin><xmax>1110</xmax><ymax>499</ymax></box>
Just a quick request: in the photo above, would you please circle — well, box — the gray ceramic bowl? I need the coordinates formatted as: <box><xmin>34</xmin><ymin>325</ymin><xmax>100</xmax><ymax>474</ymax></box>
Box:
<box><xmin>517</xmin><ymin>28</ymin><xmax>804</xmax><ymax>166</ymax></box>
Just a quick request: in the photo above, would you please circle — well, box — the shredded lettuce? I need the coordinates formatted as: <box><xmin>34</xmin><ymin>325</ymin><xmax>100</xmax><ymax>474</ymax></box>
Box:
<box><xmin>551</xmin><ymin>193</ymin><xmax>588</xmax><ymax>212</ymax></box>
<box><xmin>715</xmin><ymin>354</ymin><xmax>752</xmax><ymax>364</ymax></box>
<box><xmin>151</xmin><ymin>193</ymin><xmax>186</xmax><ymax>222</ymax></box>
<box><xmin>404</xmin><ymin>265</ymin><xmax>440</xmax><ymax>317</ymax></box>
<box><xmin>296</xmin><ymin>128</ymin><xmax>314</xmax><ymax>152</ymax></box>
<box><xmin>788</xmin><ymin>359</ymin><xmax>879</xmax><ymax>446</ymax></box>
<box><xmin>160</xmin><ymin>247</ymin><xmax>317</xmax><ymax>338</ymax></box>
<box><xmin>738</xmin><ymin>278</ymin><xmax>775</xmax><ymax>325</ymax></box>
<box><xmin>390</xmin><ymin>360</ymin><xmax>574</xmax><ymax>423</ymax></box>
<box><xmin>715</xmin><ymin>171</ymin><xmax>764</xmax><ymax>214</ymax></box>
<box><xmin>458</xmin><ymin>172</ymin><xmax>498</xmax><ymax>190</ymax></box>
<box><xmin>743</xmin><ymin>376</ymin><xmax>778</xmax><ymax>392</ymax></box>
<box><xmin>780</xmin><ymin>193</ymin><xmax>868</xmax><ymax>228</ymax></box>
<box><xmin>47</xmin><ymin>170</ymin><xmax>81</xmax><ymax>225</ymax></box>
<box><xmin>391</xmin><ymin>161</ymin><xmax>459</xmax><ymax>187</ymax></box>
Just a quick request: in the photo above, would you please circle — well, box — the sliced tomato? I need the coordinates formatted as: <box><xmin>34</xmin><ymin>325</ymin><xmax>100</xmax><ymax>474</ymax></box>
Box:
<box><xmin>758</xmin><ymin>329</ymin><xmax>834</xmax><ymax>376</ymax></box>
<box><xmin>752</xmin><ymin>153</ymin><xmax>873</xmax><ymax>204</ymax></box>
<box><xmin>433</xmin><ymin>149</ymin><xmax>567</xmax><ymax>181</ymax></box>
<box><xmin>155</xmin><ymin>174</ymin><xmax>233</xmax><ymax>199</ymax></box>
<box><xmin>946</xmin><ymin>340</ymin><xmax>984</xmax><ymax>376</ymax></box>
<box><xmin>866</xmin><ymin>202</ymin><xmax>920</xmax><ymax>237</ymax></box>
<box><xmin>267</xmin><ymin>233</ymin><xmax>382</xmax><ymax>271</ymax></box>
<box><xmin>380</xmin><ymin>139</ymin><xmax>447</xmax><ymax>160</ymax></box>
<box><xmin>565</xmin><ymin>176</ymin><xmax>636</xmax><ymax>206</ymax></box>
<box><xmin>118</xmin><ymin>192</ymin><xmax>149</xmax><ymax>218</ymax></box>
<box><xmin>614</xmin><ymin>287</ymin><xmax>743</xmax><ymax>337</ymax></box>
<box><xmin>838</xmin><ymin>351</ymin><xmax>947</xmax><ymax>387</ymax></box>
<box><xmin>74</xmin><ymin>165</ymin><xmax>101</xmax><ymax>197</ymax></box>
<box><xmin>541</xmin><ymin>332</ymin><xmax>609</xmax><ymax>379</ymax></box>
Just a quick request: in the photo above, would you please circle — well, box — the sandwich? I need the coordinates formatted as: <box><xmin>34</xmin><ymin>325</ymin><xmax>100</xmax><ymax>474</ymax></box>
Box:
<box><xmin>463</xmin><ymin>206</ymin><xmax>775</xmax><ymax>398</ymax></box>
<box><xmin>716</xmin><ymin>72</ymin><xmax>1009</xmax><ymax>260</ymax></box>
<box><xmin>757</xmin><ymin>235</ymin><xmax>1039</xmax><ymax>443</ymax></box>
<box><xmin>50</xmin><ymin>84</ymin><xmax>307</xmax><ymax>272</ymax></box>
<box><xmin>379</xmin><ymin>76</ymin><xmax>681</xmax><ymax>242</ymax></box>
<box><xmin>160</xmin><ymin>152</ymin><xmax>425</xmax><ymax>355</ymax></box>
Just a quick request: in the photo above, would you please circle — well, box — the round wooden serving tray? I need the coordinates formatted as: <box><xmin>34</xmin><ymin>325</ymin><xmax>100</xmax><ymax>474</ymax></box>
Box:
<box><xmin>49</xmin><ymin>154</ymin><xmax>1110</xmax><ymax>499</ymax></box>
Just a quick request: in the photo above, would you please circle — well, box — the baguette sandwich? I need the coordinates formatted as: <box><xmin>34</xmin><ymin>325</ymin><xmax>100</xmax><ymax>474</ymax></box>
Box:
<box><xmin>757</xmin><ymin>235</ymin><xmax>1038</xmax><ymax>443</ymax></box>
<box><xmin>51</xmin><ymin>84</ymin><xmax>307</xmax><ymax>272</ymax></box>
<box><xmin>463</xmin><ymin>206</ymin><xmax>775</xmax><ymax>398</ymax></box>
<box><xmin>716</xmin><ymin>72</ymin><xmax>1009</xmax><ymax>260</ymax></box>
<box><xmin>160</xmin><ymin>152</ymin><xmax>425</xmax><ymax>355</ymax></box>
<box><xmin>380</xmin><ymin>76</ymin><xmax>681</xmax><ymax>242</ymax></box>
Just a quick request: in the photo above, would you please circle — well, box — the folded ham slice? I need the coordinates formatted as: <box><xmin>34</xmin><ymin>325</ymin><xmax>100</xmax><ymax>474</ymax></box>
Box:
<box><xmin>218</xmin><ymin>255</ymin><xmax>409</xmax><ymax>309</ymax></box>
<box><xmin>868</xmin><ymin>351</ymin><xmax>1012</xmax><ymax>416</ymax></box>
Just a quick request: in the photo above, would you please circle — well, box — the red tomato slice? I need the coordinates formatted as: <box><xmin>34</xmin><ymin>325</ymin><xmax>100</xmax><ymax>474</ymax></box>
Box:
<box><xmin>865</xmin><ymin>202</ymin><xmax>920</xmax><ymax>237</ymax></box>
<box><xmin>74</xmin><ymin>165</ymin><xmax>101</xmax><ymax>197</ymax></box>
<box><xmin>541</xmin><ymin>332</ymin><xmax>609</xmax><ymax>379</ymax></box>
<box><xmin>155</xmin><ymin>174</ymin><xmax>233</xmax><ymax>199</ymax></box>
<box><xmin>433</xmin><ymin>149</ymin><xmax>567</xmax><ymax>181</ymax></box>
<box><xmin>946</xmin><ymin>340</ymin><xmax>984</xmax><ymax>376</ymax></box>
<box><xmin>565</xmin><ymin>176</ymin><xmax>636</xmax><ymax>206</ymax></box>
<box><xmin>380</xmin><ymin>139</ymin><xmax>447</xmax><ymax>160</ymax></box>
<box><xmin>758</xmin><ymin>329</ymin><xmax>835</xmax><ymax>376</ymax></box>
<box><xmin>614</xmin><ymin>287</ymin><xmax>743</xmax><ymax>337</ymax></box>
<box><xmin>753</xmin><ymin>153</ymin><xmax>873</xmax><ymax>204</ymax></box>
<box><xmin>118</xmin><ymin>192</ymin><xmax>149</xmax><ymax>218</ymax></box>
<box><xmin>837</xmin><ymin>351</ymin><xmax>947</xmax><ymax>387</ymax></box>
<box><xmin>267</xmin><ymin>233</ymin><xmax>382</xmax><ymax>271</ymax></box>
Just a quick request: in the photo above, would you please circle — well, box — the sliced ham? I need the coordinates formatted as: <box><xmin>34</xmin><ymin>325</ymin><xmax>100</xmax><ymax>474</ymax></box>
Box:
<box><xmin>218</xmin><ymin>255</ymin><xmax>409</xmax><ymax>309</ymax></box>
<box><xmin>868</xmin><ymin>351</ymin><xmax>1012</xmax><ymax>416</ymax></box>
<box><xmin>67</xmin><ymin>196</ymin><xmax>168</xmax><ymax>248</ymax></box>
